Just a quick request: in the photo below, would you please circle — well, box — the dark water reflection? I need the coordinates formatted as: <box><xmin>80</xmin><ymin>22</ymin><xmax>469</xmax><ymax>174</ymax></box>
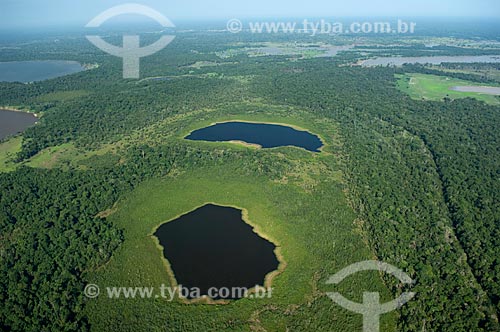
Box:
<box><xmin>186</xmin><ymin>121</ymin><xmax>323</xmax><ymax>152</ymax></box>
<box><xmin>0</xmin><ymin>60</ymin><xmax>84</xmax><ymax>82</ymax></box>
<box><xmin>0</xmin><ymin>109</ymin><xmax>38</xmax><ymax>140</ymax></box>
<box><xmin>154</xmin><ymin>204</ymin><xmax>279</xmax><ymax>299</ymax></box>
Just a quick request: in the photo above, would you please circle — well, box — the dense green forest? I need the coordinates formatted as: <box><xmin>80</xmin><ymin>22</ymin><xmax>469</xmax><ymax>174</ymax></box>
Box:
<box><xmin>253</xmin><ymin>63</ymin><xmax>499</xmax><ymax>329</ymax></box>
<box><xmin>0</xmin><ymin>25</ymin><xmax>499</xmax><ymax>331</ymax></box>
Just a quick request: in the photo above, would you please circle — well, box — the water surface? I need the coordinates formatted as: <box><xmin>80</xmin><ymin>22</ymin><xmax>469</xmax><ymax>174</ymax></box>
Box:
<box><xmin>0</xmin><ymin>109</ymin><xmax>38</xmax><ymax>140</ymax></box>
<box><xmin>361</xmin><ymin>55</ymin><xmax>500</xmax><ymax>67</ymax></box>
<box><xmin>186</xmin><ymin>121</ymin><xmax>323</xmax><ymax>152</ymax></box>
<box><xmin>450</xmin><ymin>86</ymin><xmax>500</xmax><ymax>95</ymax></box>
<box><xmin>154</xmin><ymin>204</ymin><xmax>279</xmax><ymax>299</ymax></box>
<box><xmin>0</xmin><ymin>60</ymin><xmax>84</xmax><ymax>82</ymax></box>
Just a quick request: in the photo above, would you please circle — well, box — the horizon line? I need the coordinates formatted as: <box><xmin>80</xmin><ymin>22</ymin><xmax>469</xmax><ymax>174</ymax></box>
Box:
<box><xmin>2</xmin><ymin>15</ymin><xmax>500</xmax><ymax>30</ymax></box>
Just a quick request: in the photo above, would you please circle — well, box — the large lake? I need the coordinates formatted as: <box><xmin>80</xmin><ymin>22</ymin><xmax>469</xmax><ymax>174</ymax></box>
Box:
<box><xmin>186</xmin><ymin>121</ymin><xmax>323</xmax><ymax>152</ymax></box>
<box><xmin>0</xmin><ymin>109</ymin><xmax>38</xmax><ymax>140</ymax></box>
<box><xmin>0</xmin><ymin>60</ymin><xmax>84</xmax><ymax>83</ymax></box>
<box><xmin>361</xmin><ymin>55</ymin><xmax>500</xmax><ymax>67</ymax></box>
<box><xmin>154</xmin><ymin>204</ymin><xmax>279</xmax><ymax>299</ymax></box>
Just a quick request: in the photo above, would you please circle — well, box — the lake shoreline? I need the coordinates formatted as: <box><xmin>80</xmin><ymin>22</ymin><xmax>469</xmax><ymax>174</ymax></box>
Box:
<box><xmin>0</xmin><ymin>108</ymin><xmax>39</xmax><ymax>141</ymax></box>
<box><xmin>213</xmin><ymin>119</ymin><xmax>328</xmax><ymax>153</ymax></box>
<box><xmin>0</xmin><ymin>106</ymin><xmax>40</xmax><ymax>118</ymax></box>
<box><xmin>360</xmin><ymin>55</ymin><xmax>500</xmax><ymax>67</ymax></box>
<box><xmin>150</xmin><ymin>202</ymin><xmax>286</xmax><ymax>305</ymax></box>
<box><xmin>186</xmin><ymin>120</ymin><xmax>326</xmax><ymax>153</ymax></box>
<box><xmin>0</xmin><ymin>60</ymin><xmax>86</xmax><ymax>83</ymax></box>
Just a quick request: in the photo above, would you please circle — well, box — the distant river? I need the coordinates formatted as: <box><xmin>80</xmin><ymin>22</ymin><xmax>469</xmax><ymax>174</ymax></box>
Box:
<box><xmin>361</xmin><ymin>55</ymin><xmax>500</xmax><ymax>67</ymax></box>
<box><xmin>0</xmin><ymin>109</ymin><xmax>38</xmax><ymax>140</ymax></box>
<box><xmin>0</xmin><ymin>60</ymin><xmax>84</xmax><ymax>83</ymax></box>
<box><xmin>450</xmin><ymin>86</ymin><xmax>500</xmax><ymax>95</ymax></box>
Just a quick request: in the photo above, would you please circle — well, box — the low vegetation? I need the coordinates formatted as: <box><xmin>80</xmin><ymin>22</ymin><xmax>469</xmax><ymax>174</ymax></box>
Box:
<box><xmin>396</xmin><ymin>73</ymin><xmax>500</xmax><ymax>105</ymax></box>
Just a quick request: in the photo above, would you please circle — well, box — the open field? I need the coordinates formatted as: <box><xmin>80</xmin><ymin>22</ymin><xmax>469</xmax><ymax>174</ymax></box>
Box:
<box><xmin>396</xmin><ymin>73</ymin><xmax>500</xmax><ymax>105</ymax></box>
<box><xmin>0</xmin><ymin>136</ymin><xmax>22</xmax><ymax>172</ymax></box>
<box><xmin>36</xmin><ymin>90</ymin><xmax>90</xmax><ymax>103</ymax></box>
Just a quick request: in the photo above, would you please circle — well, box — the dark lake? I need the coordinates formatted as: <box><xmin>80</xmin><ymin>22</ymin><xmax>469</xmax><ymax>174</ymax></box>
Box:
<box><xmin>0</xmin><ymin>109</ymin><xmax>38</xmax><ymax>140</ymax></box>
<box><xmin>154</xmin><ymin>204</ymin><xmax>279</xmax><ymax>299</ymax></box>
<box><xmin>0</xmin><ymin>60</ymin><xmax>84</xmax><ymax>83</ymax></box>
<box><xmin>186</xmin><ymin>121</ymin><xmax>323</xmax><ymax>152</ymax></box>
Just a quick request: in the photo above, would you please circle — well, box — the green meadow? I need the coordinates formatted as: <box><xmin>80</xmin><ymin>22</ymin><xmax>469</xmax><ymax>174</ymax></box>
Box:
<box><xmin>396</xmin><ymin>73</ymin><xmax>500</xmax><ymax>105</ymax></box>
<box><xmin>83</xmin><ymin>113</ymin><xmax>397</xmax><ymax>332</ymax></box>
<box><xmin>0</xmin><ymin>136</ymin><xmax>22</xmax><ymax>172</ymax></box>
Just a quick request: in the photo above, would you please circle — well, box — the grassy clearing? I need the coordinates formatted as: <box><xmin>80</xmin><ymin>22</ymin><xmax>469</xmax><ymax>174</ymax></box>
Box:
<box><xmin>25</xmin><ymin>143</ymin><xmax>77</xmax><ymax>169</ymax></box>
<box><xmin>22</xmin><ymin>142</ymin><xmax>120</xmax><ymax>170</ymax></box>
<box><xmin>1</xmin><ymin>138</ymin><xmax>86</xmax><ymax>172</ymax></box>
<box><xmin>396</xmin><ymin>73</ymin><xmax>500</xmax><ymax>105</ymax></box>
<box><xmin>36</xmin><ymin>90</ymin><xmax>89</xmax><ymax>102</ymax></box>
<box><xmin>0</xmin><ymin>137</ymin><xmax>22</xmax><ymax>172</ymax></box>
<box><xmin>84</xmin><ymin>164</ymin><xmax>397</xmax><ymax>332</ymax></box>
<box><xmin>83</xmin><ymin>107</ymin><xmax>398</xmax><ymax>331</ymax></box>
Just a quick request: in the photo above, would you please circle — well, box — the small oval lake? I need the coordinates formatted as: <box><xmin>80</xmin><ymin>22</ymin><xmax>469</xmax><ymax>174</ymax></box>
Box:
<box><xmin>186</xmin><ymin>121</ymin><xmax>323</xmax><ymax>152</ymax></box>
<box><xmin>0</xmin><ymin>109</ymin><xmax>38</xmax><ymax>140</ymax></box>
<box><xmin>154</xmin><ymin>204</ymin><xmax>280</xmax><ymax>300</ymax></box>
<box><xmin>0</xmin><ymin>60</ymin><xmax>84</xmax><ymax>83</ymax></box>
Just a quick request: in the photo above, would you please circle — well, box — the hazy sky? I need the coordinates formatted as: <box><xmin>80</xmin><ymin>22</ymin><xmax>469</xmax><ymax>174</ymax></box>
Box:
<box><xmin>2</xmin><ymin>0</ymin><xmax>500</xmax><ymax>28</ymax></box>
